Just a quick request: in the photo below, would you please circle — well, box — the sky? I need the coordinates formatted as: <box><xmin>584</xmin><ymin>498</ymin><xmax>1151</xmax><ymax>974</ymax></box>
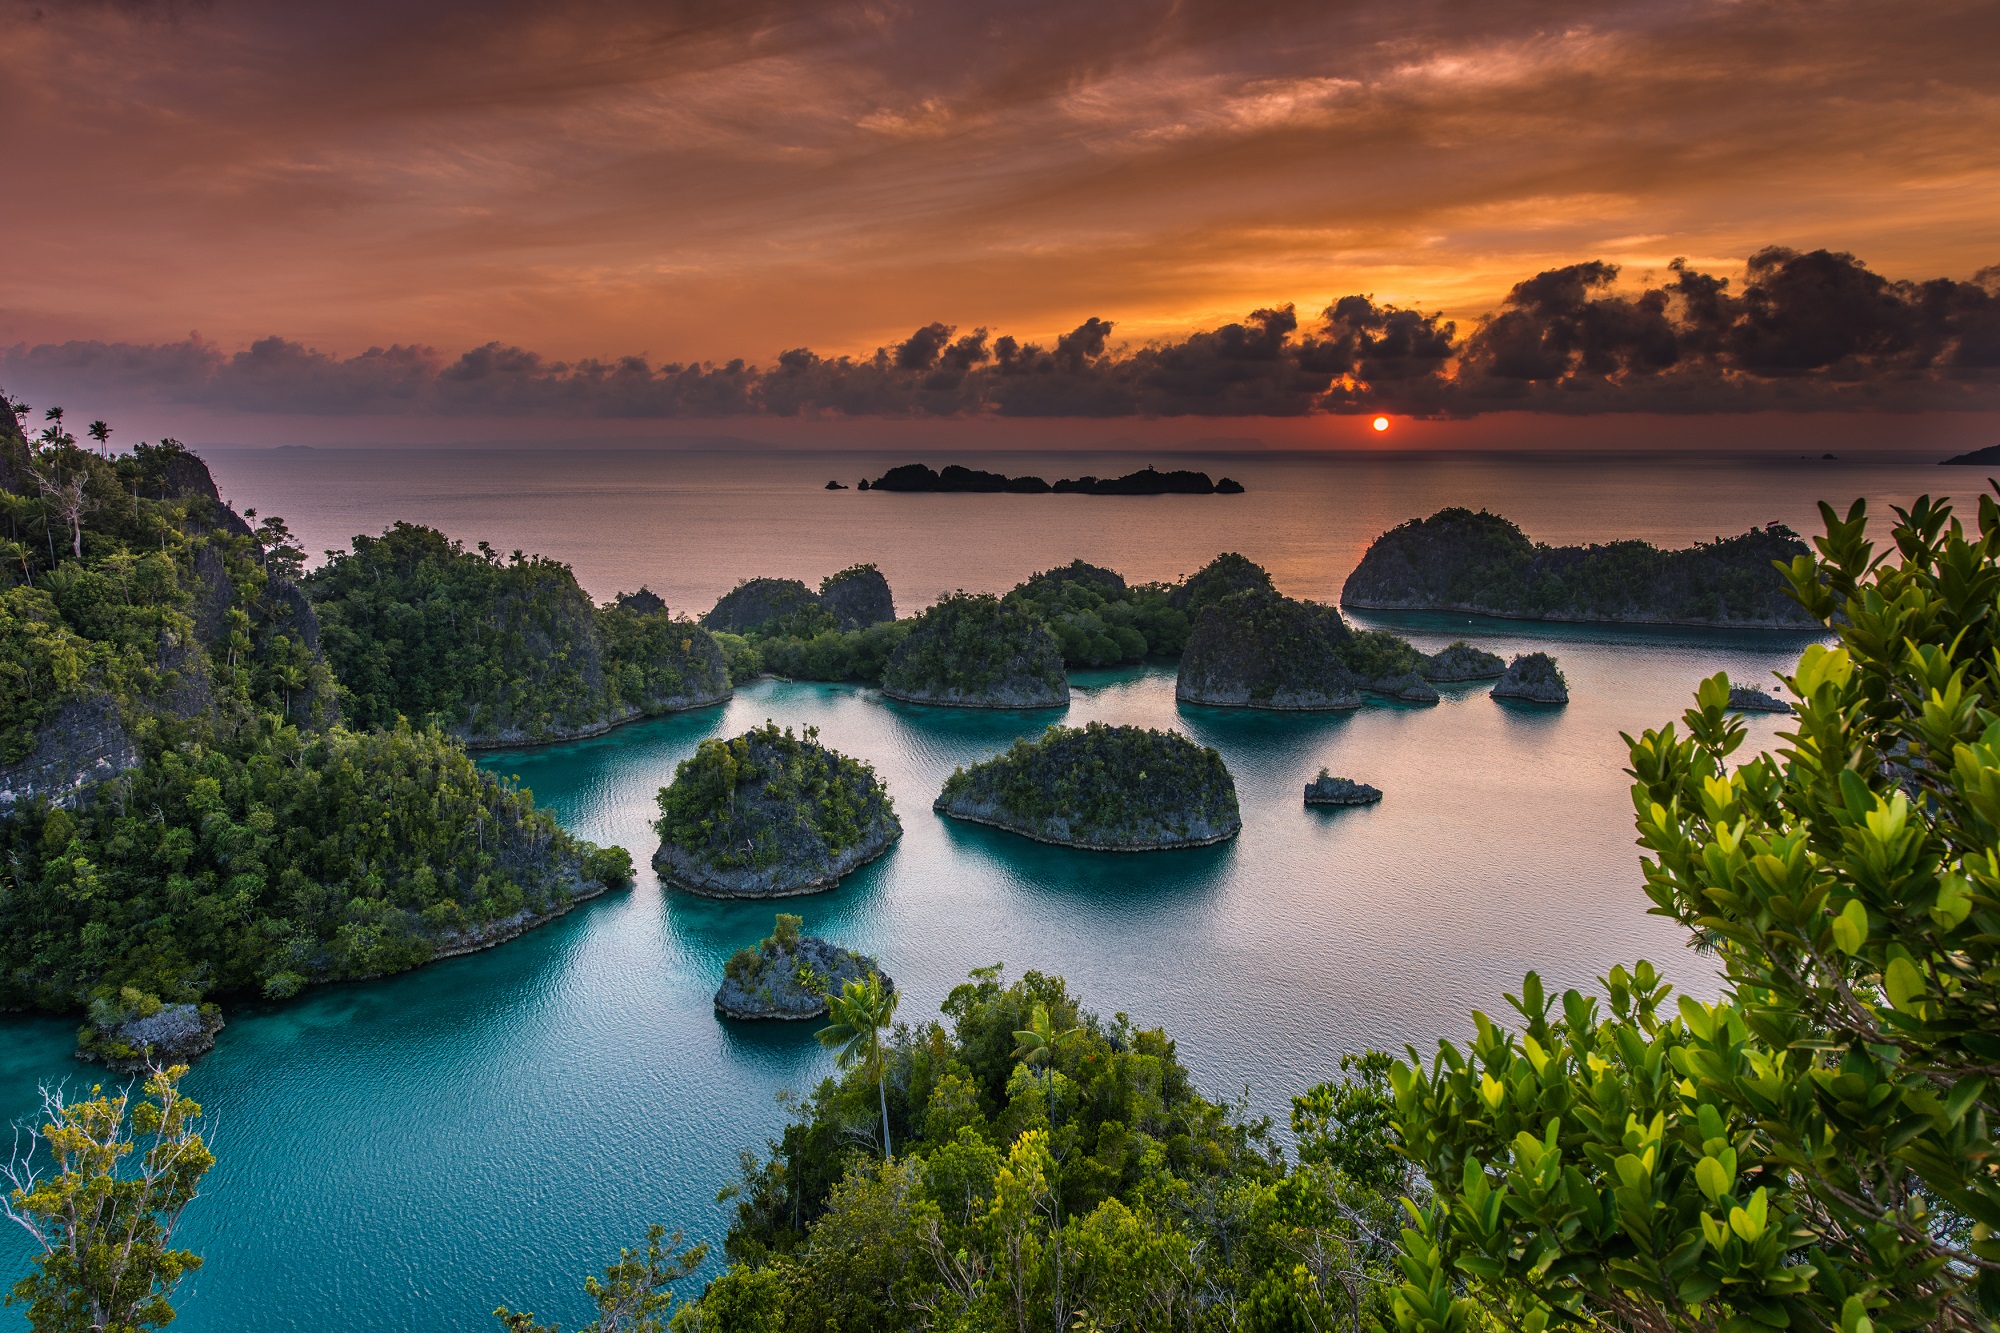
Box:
<box><xmin>2</xmin><ymin>0</ymin><xmax>1998</xmax><ymax>437</ymax></box>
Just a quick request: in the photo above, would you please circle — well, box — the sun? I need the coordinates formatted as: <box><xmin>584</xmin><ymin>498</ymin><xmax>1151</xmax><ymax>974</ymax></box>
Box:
<box><xmin>1371</xmin><ymin>416</ymin><xmax>1390</xmax><ymax>432</ymax></box>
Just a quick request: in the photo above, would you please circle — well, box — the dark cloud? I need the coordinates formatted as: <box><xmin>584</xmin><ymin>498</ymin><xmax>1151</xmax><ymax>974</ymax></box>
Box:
<box><xmin>5</xmin><ymin>248</ymin><xmax>1997</xmax><ymax>420</ymax></box>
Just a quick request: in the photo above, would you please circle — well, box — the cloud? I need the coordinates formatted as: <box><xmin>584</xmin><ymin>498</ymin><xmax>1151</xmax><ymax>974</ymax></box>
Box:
<box><xmin>6</xmin><ymin>247</ymin><xmax>1997</xmax><ymax>420</ymax></box>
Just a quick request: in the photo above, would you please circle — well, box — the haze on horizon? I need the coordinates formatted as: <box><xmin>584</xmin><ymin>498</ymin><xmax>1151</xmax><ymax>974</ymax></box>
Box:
<box><xmin>3</xmin><ymin>0</ymin><xmax>1998</xmax><ymax>439</ymax></box>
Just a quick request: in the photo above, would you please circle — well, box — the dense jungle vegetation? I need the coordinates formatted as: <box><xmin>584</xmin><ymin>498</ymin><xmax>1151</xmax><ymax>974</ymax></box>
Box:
<box><xmin>1003</xmin><ymin>561</ymin><xmax>1191</xmax><ymax>667</ymax></box>
<box><xmin>308</xmin><ymin>522</ymin><xmax>728</xmax><ymax>743</ymax></box>
<box><xmin>881</xmin><ymin>593</ymin><xmax>1070</xmax><ymax>703</ymax></box>
<box><xmin>656</xmin><ymin>722</ymin><xmax>896</xmax><ymax>874</ymax></box>
<box><xmin>0</xmin><ymin>403</ymin><xmax>626</xmax><ymax>1043</ymax></box>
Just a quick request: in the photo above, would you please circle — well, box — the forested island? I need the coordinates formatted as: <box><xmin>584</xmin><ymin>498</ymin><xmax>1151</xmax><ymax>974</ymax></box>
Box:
<box><xmin>935</xmin><ymin>722</ymin><xmax>1240</xmax><ymax>849</ymax></box>
<box><xmin>654</xmin><ymin>722</ymin><xmax>901</xmax><ymax>896</ymax></box>
<box><xmin>308</xmin><ymin>523</ymin><xmax>731</xmax><ymax>746</ymax></box>
<box><xmin>880</xmin><ymin>593</ymin><xmax>1071</xmax><ymax>707</ymax></box>
<box><xmin>1340</xmin><ymin>506</ymin><xmax>1818</xmax><ymax>626</ymax></box>
<box><xmin>1491</xmin><ymin>651</ymin><xmax>1570</xmax><ymax>703</ymax></box>
<box><xmin>0</xmin><ymin>408</ymin><xmax>629</xmax><ymax>1068</ymax></box>
<box><xmin>861</xmin><ymin>462</ymin><xmax>1244</xmax><ymax>494</ymax></box>
<box><xmin>715</xmin><ymin>913</ymin><xmax>891</xmax><ymax>1020</ymax></box>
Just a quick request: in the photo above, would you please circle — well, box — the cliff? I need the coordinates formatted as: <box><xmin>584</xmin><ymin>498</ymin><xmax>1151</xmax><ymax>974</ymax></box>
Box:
<box><xmin>936</xmin><ymin>723</ymin><xmax>1240</xmax><ymax>850</ymax></box>
<box><xmin>819</xmin><ymin>564</ymin><xmax>896</xmax><ymax>629</ymax></box>
<box><xmin>715</xmin><ymin>914</ymin><xmax>891</xmax><ymax>1020</ymax></box>
<box><xmin>1176</xmin><ymin>589</ymin><xmax>1363</xmax><ymax>709</ymax></box>
<box><xmin>1341</xmin><ymin>508</ymin><xmax>1817</xmax><ymax>627</ymax></box>
<box><xmin>654</xmin><ymin>723</ymin><xmax>901</xmax><ymax>897</ymax></box>
<box><xmin>1491</xmin><ymin>652</ymin><xmax>1569</xmax><ymax>704</ymax></box>
<box><xmin>881</xmin><ymin>593</ymin><xmax>1070</xmax><ymax>708</ymax></box>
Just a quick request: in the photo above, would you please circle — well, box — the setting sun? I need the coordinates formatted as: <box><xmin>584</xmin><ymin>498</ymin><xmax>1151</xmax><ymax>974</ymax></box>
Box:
<box><xmin>1372</xmin><ymin>416</ymin><xmax>1390</xmax><ymax>432</ymax></box>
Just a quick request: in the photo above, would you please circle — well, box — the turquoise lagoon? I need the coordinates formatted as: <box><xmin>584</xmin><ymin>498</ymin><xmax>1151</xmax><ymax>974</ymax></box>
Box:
<box><xmin>0</xmin><ymin>614</ymin><xmax>1819</xmax><ymax>1331</ymax></box>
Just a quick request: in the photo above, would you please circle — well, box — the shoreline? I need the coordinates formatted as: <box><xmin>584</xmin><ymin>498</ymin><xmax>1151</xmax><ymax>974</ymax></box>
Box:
<box><xmin>458</xmin><ymin>691</ymin><xmax>732</xmax><ymax>751</ymax></box>
<box><xmin>655</xmin><ymin>829</ymin><xmax>900</xmax><ymax>898</ymax></box>
<box><xmin>934</xmin><ymin>803</ymin><xmax>1239</xmax><ymax>852</ymax></box>
<box><xmin>1340</xmin><ymin>598</ymin><xmax>1819</xmax><ymax>632</ymax></box>
<box><xmin>879</xmin><ymin>686</ymin><xmax>1068</xmax><ymax>710</ymax></box>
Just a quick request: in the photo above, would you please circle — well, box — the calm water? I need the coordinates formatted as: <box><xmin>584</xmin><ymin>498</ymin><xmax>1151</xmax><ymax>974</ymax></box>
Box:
<box><xmin>1</xmin><ymin>444</ymin><xmax>1939</xmax><ymax>1332</ymax></box>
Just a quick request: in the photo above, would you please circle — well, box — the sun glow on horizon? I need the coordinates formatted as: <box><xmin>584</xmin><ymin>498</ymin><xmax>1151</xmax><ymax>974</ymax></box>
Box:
<box><xmin>1372</xmin><ymin>416</ymin><xmax>1390</xmax><ymax>432</ymax></box>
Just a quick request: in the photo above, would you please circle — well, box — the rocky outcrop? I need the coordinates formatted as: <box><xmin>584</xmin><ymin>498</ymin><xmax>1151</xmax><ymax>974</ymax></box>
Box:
<box><xmin>654</xmin><ymin>724</ymin><xmax>901</xmax><ymax>897</ymax></box>
<box><xmin>703</xmin><ymin>577</ymin><xmax>825</xmax><ymax>634</ymax></box>
<box><xmin>617</xmin><ymin>588</ymin><xmax>667</xmax><ymax>615</ymax></box>
<box><xmin>935</xmin><ymin>723</ymin><xmax>1240</xmax><ymax>850</ymax></box>
<box><xmin>820</xmin><ymin>565</ymin><xmax>896</xmax><ymax>629</ymax></box>
<box><xmin>1727</xmin><ymin>685</ymin><xmax>1793</xmax><ymax>714</ymax></box>
<box><xmin>81</xmin><ymin>1003</ymin><xmax>226</xmax><ymax>1073</ymax></box>
<box><xmin>1341</xmin><ymin>508</ymin><xmax>1817</xmax><ymax>627</ymax></box>
<box><xmin>1492</xmin><ymin>652</ymin><xmax>1569</xmax><ymax>704</ymax></box>
<box><xmin>1422</xmin><ymin>642</ymin><xmax>1507</xmax><ymax>681</ymax></box>
<box><xmin>0</xmin><ymin>696</ymin><xmax>139</xmax><ymax>812</ymax></box>
<box><xmin>1367</xmin><ymin>671</ymin><xmax>1440</xmax><ymax>704</ymax></box>
<box><xmin>881</xmin><ymin>593</ymin><xmax>1069</xmax><ymax>708</ymax></box>
<box><xmin>716</xmin><ymin>922</ymin><xmax>891</xmax><ymax>1020</ymax></box>
<box><xmin>1304</xmin><ymin>772</ymin><xmax>1383</xmax><ymax>806</ymax></box>
<box><xmin>1171</xmin><ymin>553</ymin><xmax>1277</xmax><ymax>622</ymax></box>
<box><xmin>1176</xmin><ymin>590</ymin><xmax>1363</xmax><ymax>710</ymax></box>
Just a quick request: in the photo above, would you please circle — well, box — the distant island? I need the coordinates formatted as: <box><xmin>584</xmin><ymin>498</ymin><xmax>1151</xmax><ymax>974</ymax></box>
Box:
<box><xmin>881</xmin><ymin>592</ymin><xmax>1071</xmax><ymax>708</ymax></box>
<box><xmin>1340</xmin><ymin>508</ymin><xmax>1817</xmax><ymax>627</ymax></box>
<box><xmin>715</xmin><ymin>914</ymin><xmax>891</xmax><ymax>1020</ymax></box>
<box><xmin>654</xmin><ymin>723</ymin><xmax>901</xmax><ymax>897</ymax></box>
<box><xmin>1304</xmin><ymin>771</ymin><xmax>1383</xmax><ymax>806</ymax></box>
<box><xmin>1940</xmin><ymin>445</ymin><xmax>2000</xmax><ymax>465</ymax></box>
<box><xmin>860</xmin><ymin>463</ymin><xmax>1244</xmax><ymax>494</ymax></box>
<box><xmin>935</xmin><ymin>722</ymin><xmax>1240</xmax><ymax>849</ymax></box>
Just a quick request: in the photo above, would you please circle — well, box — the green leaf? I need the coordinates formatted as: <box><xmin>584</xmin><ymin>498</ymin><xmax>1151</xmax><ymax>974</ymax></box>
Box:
<box><xmin>1884</xmin><ymin>956</ymin><xmax>1926</xmax><ymax>1012</ymax></box>
<box><xmin>1832</xmin><ymin>898</ymin><xmax>1869</xmax><ymax>955</ymax></box>
<box><xmin>1695</xmin><ymin>1155</ymin><xmax>1731</xmax><ymax>1203</ymax></box>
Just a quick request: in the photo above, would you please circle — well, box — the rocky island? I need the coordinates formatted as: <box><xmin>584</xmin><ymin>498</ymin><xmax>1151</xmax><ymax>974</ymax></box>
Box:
<box><xmin>715</xmin><ymin>914</ymin><xmax>892</xmax><ymax>1020</ymax></box>
<box><xmin>1727</xmin><ymin>684</ymin><xmax>1793</xmax><ymax>713</ymax></box>
<box><xmin>1492</xmin><ymin>652</ymin><xmax>1569</xmax><ymax>704</ymax></box>
<box><xmin>1341</xmin><ymin>507</ymin><xmax>1817</xmax><ymax>627</ymax></box>
<box><xmin>881</xmin><ymin>592</ymin><xmax>1070</xmax><ymax>708</ymax></box>
<box><xmin>1304</xmin><ymin>771</ymin><xmax>1383</xmax><ymax>806</ymax></box>
<box><xmin>309</xmin><ymin>523</ymin><xmax>731</xmax><ymax>746</ymax></box>
<box><xmin>1422</xmin><ymin>641</ymin><xmax>1508</xmax><ymax>681</ymax></box>
<box><xmin>935</xmin><ymin>723</ymin><xmax>1240</xmax><ymax>850</ymax></box>
<box><xmin>654</xmin><ymin>723</ymin><xmax>901</xmax><ymax>896</ymax></box>
<box><xmin>863</xmin><ymin>462</ymin><xmax>1245</xmax><ymax>494</ymax></box>
<box><xmin>1175</xmin><ymin>566</ymin><xmax>1438</xmax><ymax>709</ymax></box>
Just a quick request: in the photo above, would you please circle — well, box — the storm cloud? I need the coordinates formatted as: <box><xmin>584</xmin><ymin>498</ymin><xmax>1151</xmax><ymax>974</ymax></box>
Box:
<box><xmin>6</xmin><ymin>248</ymin><xmax>1996</xmax><ymax>419</ymax></box>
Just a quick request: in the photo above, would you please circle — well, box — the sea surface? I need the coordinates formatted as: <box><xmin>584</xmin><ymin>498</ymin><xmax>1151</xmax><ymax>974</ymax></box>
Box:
<box><xmin>0</xmin><ymin>445</ymin><xmax>1968</xmax><ymax>1331</ymax></box>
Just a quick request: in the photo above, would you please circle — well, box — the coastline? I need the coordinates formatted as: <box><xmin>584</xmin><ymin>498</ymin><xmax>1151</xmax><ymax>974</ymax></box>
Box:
<box><xmin>934</xmin><ymin>802</ymin><xmax>1240</xmax><ymax>852</ymax></box>
<box><xmin>457</xmin><ymin>690</ymin><xmax>732</xmax><ymax>751</ymax></box>
<box><xmin>1339</xmin><ymin>597</ymin><xmax>1819</xmax><ymax>631</ymax></box>
<box><xmin>655</xmin><ymin>829</ymin><xmax>900</xmax><ymax>898</ymax></box>
<box><xmin>879</xmin><ymin>685</ymin><xmax>1069</xmax><ymax>710</ymax></box>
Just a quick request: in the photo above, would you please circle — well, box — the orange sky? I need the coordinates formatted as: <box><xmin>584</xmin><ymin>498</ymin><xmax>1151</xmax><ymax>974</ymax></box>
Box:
<box><xmin>3</xmin><ymin>0</ymin><xmax>1997</xmax><ymax>368</ymax></box>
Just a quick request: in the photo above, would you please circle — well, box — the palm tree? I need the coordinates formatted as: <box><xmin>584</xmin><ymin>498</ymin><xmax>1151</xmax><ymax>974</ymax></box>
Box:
<box><xmin>1011</xmin><ymin>1001</ymin><xmax>1082</xmax><ymax>1129</ymax></box>
<box><xmin>87</xmin><ymin>420</ymin><xmax>110</xmax><ymax>458</ymax></box>
<box><xmin>817</xmin><ymin>974</ymin><xmax>899</xmax><ymax>1158</ymax></box>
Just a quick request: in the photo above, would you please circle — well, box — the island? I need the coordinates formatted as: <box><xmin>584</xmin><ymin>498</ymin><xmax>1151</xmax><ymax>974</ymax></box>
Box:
<box><xmin>1492</xmin><ymin>652</ymin><xmax>1570</xmax><ymax>704</ymax></box>
<box><xmin>0</xmin><ymin>415</ymin><xmax>633</xmax><ymax>1068</ymax></box>
<box><xmin>1176</xmin><ymin>581</ymin><xmax>1438</xmax><ymax>709</ymax></box>
<box><xmin>1340</xmin><ymin>507</ymin><xmax>1818</xmax><ymax>627</ymax></box>
<box><xmin>653</xmin><ymin>722</ymin><xmax>901</xmax><ymax>896</ymax></box>
<box><xmin>715</xmin><ymin>914</ymin><xmax>892</xmax><ymax>1020</ymax></box>
<box><xmin>1727</xmin><ymin>684</ymin><xmax>1793</xmax><ymax>713</ymax></box>
<box><xmin>863</xmin><ymin>462</ymin><xmax>1247</xmax><ymax>494</ymax></box>
<box><xmin>1940</xmin><ymin>445</ymin><xmax>2000</xmax><ymax>466</ymax></box>
<box><xmin>1422</xmin><ymin>641</ymin><xmax>1508</xmax><ymax>681</ymax></box>
<box><xmin>934</xmin><ymin>723</ymin><xmax>1240</xmax><ymax>850</ymax></box>
<box><xmin>703</xmin><ymin>566</ymin><xmax>897</xmax><ymax>636</ymax></box>
<box><xmin>309</xmin><ymin>523</ymin><xmax>732</xmax><ymax>746</ymax></box>
<box><xmin>1304</xmin><ymin>771</ymin><xmax>1383</xmax><ymax>806</ymax></box>
<box><xmin>880</xmin><ymin>592</ymin><xmax>1070</xmax><ymax>708</ymax></box>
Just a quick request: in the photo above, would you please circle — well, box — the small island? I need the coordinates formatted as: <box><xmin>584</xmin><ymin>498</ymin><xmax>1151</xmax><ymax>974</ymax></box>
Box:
<box><xmin>1940</xmin><ymin>445</ymin><xmax>2000</xmax><ymax>466</ymax></box>
<box><xmin>654</xmin><ymin>723</ymin><xmax>901</xmax><ymax>897</ymax></box>
<box><xmin>715</xmin><ymin>914</ymin><xmax>892</xmax><ymax>1021</ymax></box>
<box><xmin>881</xmin><ymin>592</ymin><xmax>1070</xmax><ymax>708</ymax></box>
<box><xmin>1727</xmin><ymin>684</ymin><xmax>1793</xmax><ymax>714</ymax></box>
<box><xmin>1422</xmin><ymin>641</ymin><xmax>1507</xmax><ymax>681</ymax></box>
<box><xmin>1492</xmin><ymin>652</ymin><xmax>1569</xmax><ymax>704</ymax></box>
<box><xmin>80</xmin><ymin>997</ymin><xmax>227</xmax><ymax>1073</ymax></box>
<box><xmin>1304</xmin><ymin>771</ymin><xmax>1383</xmax><ymax>806</ymax></box>
<box><xmin>863</xmin><ymin>462</ymin><xmax>1245</xmax><ymax>494</ymax></box>
<box><xmin>1341</xmin><ymin>507</ymin><xmax>1817</xmax><ymax>627</ymax></box>
<box><xmin>1175</xmin><ymin>588</ymin><xmax>1362</xmax><ymax>709</ymax></box>
<box><xmin>935</xmin><ymin>723</ymin><xmax>1240</xmax><ymax>850</ymax></box>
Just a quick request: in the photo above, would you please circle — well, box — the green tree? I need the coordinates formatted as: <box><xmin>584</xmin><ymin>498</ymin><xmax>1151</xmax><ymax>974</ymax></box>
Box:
<box><xmin>818</xmin><ymin>974</ymin><xmax>901</xmax><ymax>1158</ymax></box>
<box><xmin>1386</xmin><ymin>496</ymin><xmax>2000</xmax><ymax>1333</ymax></box>
<box><xmin>495</xmin><ymin>1225</ymin><xmax>705</xmax><ymax>1333</ymax></box>
<box><xmin>2</xmin><ymin>1066</ymin><xmax>213</xmax><ymax>1333</ymax></box>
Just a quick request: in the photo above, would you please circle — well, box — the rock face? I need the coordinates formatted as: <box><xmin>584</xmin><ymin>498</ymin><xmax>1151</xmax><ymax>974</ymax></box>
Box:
<box><xmin>1492</xmin><ymin>652</ymin><xmax>1569</xmax><ymax>704</ymax></box>
<box><xmin>1176</xmin><ymin>590</ymin><xmax>1363</xmax><ymax>710</ymax></box>
<box><xmin>820</xmin><ymin>564</ymin><xmax>896</xmax><ymax>629</ymax></box>
<box><xmin>83</xmin><ymin>1003</ymin><xmax>226</xmax><ymax>1073</ymax></box>
<box><xmin>1304</xmin><ymin>772</ymin><xmax>1383</xmax><ymax>806</ymax></box>
<box><xmin>1422</xmin><ymin>642</ymin><xmax>1508</xmax><ymax>681</ymax></box>
<box><xmin>715</xmin><ymin>917</ymin><xmax>891</xmax><ymax>1020</ymax></box>
<box><xmin>1341</xmin><ymin>508</ymin><xmax>1818</xmax><ymax>627</ymax></box>
<box><xmin>935</xmin><ymin>722</ymin><xmax>1240</xmax><ymax>850</ymax></box>
<box><xmin>703</xmin><ymin>577</ymin><xmax>825</xmax><ymax>634</ymax></box>
<box><xmin>654</xmin><ymin>724</ymin><xmax>901</xmax><ymax>897</ymax></box>
<box><xmin>881</xmin><ymin>593</ymin><xmax>1069</xmax><ymax>708</ymax></box>
<box><xmin>1727</xmin><ymin>685</ymin><xmax>1793</xmax><ymax>714</ymax></box>
<box><xmin>0</xmin><ymin>696</ymin><xmax>140</xmax><ymax>812</ymax></box>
